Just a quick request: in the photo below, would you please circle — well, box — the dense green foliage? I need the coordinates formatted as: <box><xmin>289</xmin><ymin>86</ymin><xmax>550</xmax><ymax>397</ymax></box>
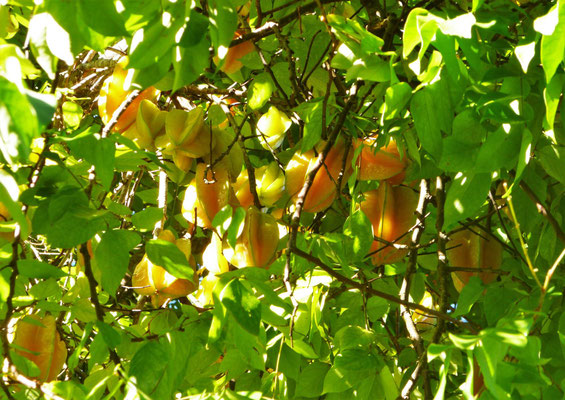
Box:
<box><xmin>1</xmin><ymin>0</ymin><xmax>565</xmax><ymax>399</ymax></box>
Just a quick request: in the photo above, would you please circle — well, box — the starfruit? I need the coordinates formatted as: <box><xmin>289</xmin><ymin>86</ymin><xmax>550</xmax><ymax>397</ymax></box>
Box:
<box><xmin>286</xmin><ymin>138</ymin><xmax>352</xmax><ymax>213</ymax></box>
<box><xmin>256</xmin><ymin>162</ymin><xmax>285</xmax><ymax>206</ymax></box>
<box><xmin>447</xmin><ymin>229</ymin><xmax>502</xmax><ymax>292</ymax></box>
<box><xmin>233</xmin><ymin>162</ymin><xmax>285</xmax><ymax>208</ymax></box>
<box><xmin>98</xmin><ymin>57</ymin><xmax>157</xmax><ymax>133</ymax></box>
<box><xmin>209</xmin><ymin>127</ymin><xmax>244</xmax><ymax>182</ymax></box>
<box><xmin>196</xmin><ymin>232</ymin><xmax>230</xmax><ymax>306</ymax></box>
<box><xmin>134</xmin><ymin>99</ymin><xmax>167</xmax><ymax>150</ymax></box>
<box><xmin>182</xmin><ymin>163</ymin><xmax>231</xmax><ymax>229</ymax></box>
<box><xmin>132</xmin><ymin>229</ymin><xmax>198</xmax><ymax>300</ymax></box>
<box><xmin>257</xmin><ymin>106</ymin><xmax>291</xmax><ymax>150</ymax></box>
<box><xmin>13</xmin><ymin>314</ymin><xmax>67</xmax><ymax>382</ymax></box>
<box><xmin>355</xmin><ymin>137</ymin><xmax>407</xmax><ymax>184</ymax></box>
<box><xmin>165</xmin><ymin>107</ymin><xmax>215</xmax><ymax>158</ymax></box>
<box><xmin>359</xmin><ymin>181</ymin><xmax>418</xmax><ymax>265</ymax></box>
<box><xmin>226</xmin><ymin>206</ymin><xmax>280</xmax><ymax>268</ymax></box>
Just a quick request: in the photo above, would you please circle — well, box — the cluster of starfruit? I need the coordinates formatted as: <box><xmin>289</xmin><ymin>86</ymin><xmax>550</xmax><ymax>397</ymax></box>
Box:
<box><xmin>132</xmin><ymin>229</ymin><xmax>198</xmax><ymax>307</ymax></box>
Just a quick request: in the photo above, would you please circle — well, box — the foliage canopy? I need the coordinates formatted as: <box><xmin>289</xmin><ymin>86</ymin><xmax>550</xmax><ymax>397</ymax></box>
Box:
<box><xmin>1</xmin><ymin>0</ymin><xmax>565</xmax><ymax>399</ymax></box>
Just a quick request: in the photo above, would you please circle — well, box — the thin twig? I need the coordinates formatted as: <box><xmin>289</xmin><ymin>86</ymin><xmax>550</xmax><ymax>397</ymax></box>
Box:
<box><xmin>519</xmin><ymin>180</ymin><xmax>565</xmax><ymax>246</ymax></box>
<box><xmin>101</xmin><ymin>90</ymin><xmax>142</xmax><ymax>138</ymax></box>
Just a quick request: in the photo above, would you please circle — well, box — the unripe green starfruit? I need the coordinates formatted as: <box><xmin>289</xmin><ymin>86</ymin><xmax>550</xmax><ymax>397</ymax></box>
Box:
<box><xmin>257</xmin><ymin>106</ymin><xmax>291</xmax><ymax>150</ymax></box>
<box><xmin>256</xmin><ymin>162</ymin><xmax>285</xmax><ymax>206</ymax></box>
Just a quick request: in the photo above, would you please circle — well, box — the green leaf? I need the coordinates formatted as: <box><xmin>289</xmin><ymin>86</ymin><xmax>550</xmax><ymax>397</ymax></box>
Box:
<box><xmin>475</xmin><ymin>128</ymin><xmax>521</xmax><ymax>173</ymax></box>
<box><xmin>334</xmin><ymin>349</ymin><xmax>378</xmax><ymax>372</ymax></box>
<box><xmin>129</xmin><ymin>341</ymin><xmax>172</xmax><ymax>399</ymax></box>
<box><xmin>448</xmin><ymin>333</ymin><xmax>479</xmax><ymax>350</ymax></box>
<box><xmin>484</xmin><ymin>286</ymin><xmax>518</xmax><ymax>326</ymax></box>
<box><xmin>444</xmin><ymin>173</ymin><xmax>491</xmax><ymax>229</ymax></box>
<box><xmin>28</xmin><ymin>12</ymin><xmax>74</xmax><ymax>77</ymax></box>
<box><xmin>296</xmin><ymin>99</ymin><xmax>324</xmax><ymax>153</ymax></box>
<box><xmin>220</xmin><ymin>279</ymin><xmax>261</xmax><ymax>336</ymax></box>
<box><xmin>179</xmin><ymin>9</ymin><xmax>209</xmax><ymax>47</ymax></box>
<box><xmin>327</xmin><ymin>14</ymin><xmax>384</xmax><ymax>56</ymax></box>
<box><xmin>96</xmin><ymin>321</ymin><xmax>122</xmax><ymax>348</ymax></box>
<box><xmin>207</xmin><ymin>0</ymin><xmax>238</xmax><ymax>58</ymax></box>
<box><xmin>131</xmin><ymin>207</ymin><xmax>164</xmax><ymax>230</ymax></box>
<box><xmin>133</xmin><ymin>52</ymin><xmax>172</xmax><ymax>88</ymax></box>
<box><xmin>379</xmin><ymin>365</ymin><xmax>399</xmax><ymax>400</ymax></box>
<box><xmin>288</xmin><ymin>338</ymin><xmax>319</xmax><ymax>359</ymax></box>
<box><xmin>0</xmin><ymin>170</ymin><xmax>29</xmax><ymax>238</ymax></box>
<box><xmin>93</xmin><ymin>137</ymin><xmax>116</xmax><ymax>191</ymax></box>
<box><xmin>70</xmin><ymin>298</ymin><xmax>98</xmax><ymax>323</ymax></box>
<box><xmin>10</xmin><ymin>351</ymin><xmax>41</xmax><ymax>379</ymax></box>
<box><xmin>33</xmin><ymin>187</ymin><xmax>106</xmax><ymax>248</ymax></box>
<box><xmin>0</xmin><ymin>77</ymin><xmax>39</xmax><ymax>164</ymax></box>
<box><xmin>17</xmin><ymin>260</ymin><xmax>67</xmax><ymax>279</ymax></box>
<box><xmin>62</xmin><ymin>101</ymin><xmax>83</xmax><ymax>128</ymax></box>
<box><xmin>343</xmin><ymin>210</ymin><xmax>373</xmax><ymax>260</ymax></box>
<box><xmin>403</xmin><ymin>8</ymin><xmax>431</xmax><ymax>59</ymax></box>
<box><xmin>537</xmin><ymin>144</ymin><xmax>565</xmax><ymax>186</ymax></box>
<box><xmin>212</xmin><ymin>204</ymin><xmax>233</xmax><ymax>236</ymax></box>
<box><xmin>366</xmin><ymin>297</ymin><xmax>389</xmax><ymax>322</ymax></box>
<box><xmin>77</xmin><ymin>0</ymin><xmax>128</xmax><ymax>37</ymax></box>
<box><xmin>172</xmin><ymin>38</ymin><xmax>210</xmax><ymax>92</ymax></box>
<box><xmin>227</xmin><ymin>207</ymin><xmax>246</xmax><ymax>248</ymax></box>
<box><xmin>146</xmin><ymin>239</ymin><xmax>194</xmax><ymax>281</ymax></box>
<box><xmin>410</xmin><ymin>78</ymin><xmax>452</xmax><ymax>160</ymax></box>
<box><xmin>0</xmin><ymin>269</ymin><xmax>9</xmax><ymax>302</ymax></box>
<box><xmin>248</xmin><ymin>74</ymin><xmax>273</xmax><ymax>110</ymax></box>
<box><xmin>323</xmin><ymin>366</ymin><xmax>352</xmax><ymax>394</ymax></box>
<box><xmin>544</xmin><ymin>74</ymin><xmax>564</xmax><ymax>130</ymax></box>
<box><xmin>128</xmin><ymin>2</ymin><xmax>185</xmax><ymax>70</ymax></box>
<box><xmin>334</xmin><ymin>326</ymin><xmax>376</xmax><ymax>350</ymax></box>
<box><xmin>439</xmin><ymin>137</ymin><xmax>479</xmax><ymax>172</ymax></box>
<box><xmin>95</xmin><ymin>230</ymin><xmax>140</xmax><ymax>296</ymax></box>
<box><xmin>346</xmin><ymin>55</ymin><xmax>390</xmax><ymax>82</ymax></box>
<box><xmin>25</xmin><ymin>90</ymin><xmax>57</xmax><ymax>131</ymax></box>
<box><xmin>539</xmin><ymin>2</ymin><xmax>565</xmax><ymax>82</ymax></box>
<box><xmin>383</xmin><ymin>82</ymin><xmax>412</xmax><ymax>120</ymax></box>
<box><xmin>453</xmin><ymin>276</ymin><xmax>483</xmax><ymax>317</ymax></box>
<box><xmin>295</xmin><ymin>362</ymin><xmax>331</xmax><ymax>398</ymax></box>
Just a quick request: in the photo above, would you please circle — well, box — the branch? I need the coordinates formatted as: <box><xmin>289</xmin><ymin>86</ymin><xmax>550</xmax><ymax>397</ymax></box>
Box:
<box><xmin>231</xmin><ymin>0</ymin><xmax>343</xmax><ymax>46</ymax></box>
<box><xmin>80</xmin><ymin>244</ymin><xmax>121</xmax><ymax>365</ymax></box>
<box><xmin>285</xmin><ymin>82</ymin><xmax>360</xmax><ymax>282</ymax></box>
<box><xmin>399</xmin><ymin>179</ymin><xmax>432</xmax><ymax>400</ymax></box>
<box><xmin>292</xmin><ymin>248</ymin><xmax>475</xmax><ymax>332</ymax></box>
<box><xmin>433</xmin><ymin>175</ymin><xmax>449</xmax><ymax>345</ymax></box>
